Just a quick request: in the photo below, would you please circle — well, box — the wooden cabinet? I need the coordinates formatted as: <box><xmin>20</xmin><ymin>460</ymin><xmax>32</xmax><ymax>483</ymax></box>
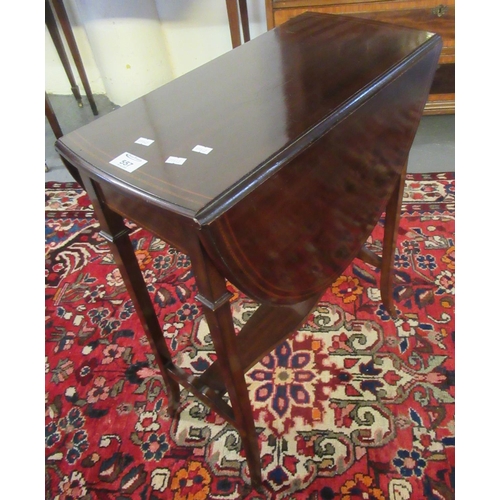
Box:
<box><xmin>265</xmin><ymin>0</ymin><xmax>455</xmax><ymax>114</ymax></box>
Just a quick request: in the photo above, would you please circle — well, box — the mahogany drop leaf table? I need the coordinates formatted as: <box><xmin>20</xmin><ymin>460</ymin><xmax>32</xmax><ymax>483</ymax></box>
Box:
<box><xmin>56</xmin><ymin>12</ymin><xmax>442</xmax><ymax>489</ymax></box>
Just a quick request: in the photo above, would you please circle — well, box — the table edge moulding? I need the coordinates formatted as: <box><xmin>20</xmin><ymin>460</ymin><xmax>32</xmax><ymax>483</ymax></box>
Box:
<box><xmin>55</xmin><ymin>12</ymin><xmax>442</xmax><ymax>490</ymax></box>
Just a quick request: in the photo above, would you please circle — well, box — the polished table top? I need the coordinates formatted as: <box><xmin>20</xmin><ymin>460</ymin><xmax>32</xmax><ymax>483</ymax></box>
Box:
<box><xmin>57</xmin><ymin>12</ymin><xmax>437</xmax><ymax>222</ymax></box>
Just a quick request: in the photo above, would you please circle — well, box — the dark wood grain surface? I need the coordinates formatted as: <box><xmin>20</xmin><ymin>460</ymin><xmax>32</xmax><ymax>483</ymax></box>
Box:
<box><xmin>201</xmin><ymin>36</ymin><xmax>441</xmax><ymax>304</ymax></box>
<box><xmin>57</xmin><ymin>13</ymin><xmax>439</xmax><ymax>220</ymax></box>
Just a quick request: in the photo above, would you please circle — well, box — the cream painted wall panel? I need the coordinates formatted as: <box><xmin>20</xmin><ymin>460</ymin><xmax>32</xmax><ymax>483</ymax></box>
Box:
<box><xmin>45</xmin><ymin>0</ymin><xmax>268</xmax><ymax>105</ymax></box>
<box><xmin>45</xmin><ymin>0</ymin><xmax>106</xmax><ymax>95</ymax></box>
<box><xmin>156</xmin><ymin>0</ymin><xmax>267</xmax><ymax>78</ymax></box>
<box><xmin>75</xmin><ymin>0</ymin><xmax>174</xmax><ymax>106</ymax></box>
<box><xmin>156</xmin><ymin>1</ymin><xmax>233</xmax><ymax>78</ymax></box>
<box><xmin>45</xmin><ymin>27</ymin><xmax>74</xmax><ymax>95</ymax></box>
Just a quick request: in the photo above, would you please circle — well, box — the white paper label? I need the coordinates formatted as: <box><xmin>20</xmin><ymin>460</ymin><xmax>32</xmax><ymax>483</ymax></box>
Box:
<box><xmin>135</xmin><ymin>137</ymin><xmax>155</xmax><ymax>146</ymax></box>
<box><xmin>192</xmin><ymin>145</ymin><xmax>213</xmax><ymax>155</ymax></box>
<box><xmin>165</xmin><ymin>156</ymin><xmax>187</xmax><ymax>165</ymax></box>
<box><xmin>109</xmin><ymin>152</ymin><xmax>148</xmax><ymax>172</ymax></box>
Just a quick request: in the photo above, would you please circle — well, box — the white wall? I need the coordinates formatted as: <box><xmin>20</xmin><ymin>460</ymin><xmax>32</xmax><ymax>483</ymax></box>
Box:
<box><xmin>45</xmin><ymin>0</ymin><xmax>268</xmax><ymax>106</ymax></box>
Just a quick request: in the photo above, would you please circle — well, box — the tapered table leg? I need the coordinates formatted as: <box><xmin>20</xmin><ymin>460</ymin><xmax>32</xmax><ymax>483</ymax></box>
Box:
<box><xmin>189</xmin><ymin>241</ymin><xmax>262</xmax><ymax>488</ymax></box>
<box><xmin>45</xmin><ymin>92</ymin><xmax>63</xmax><ymax>140</ymax></box>
<box><xmin>45</xmin><ymin>92</ymin><xmax>63</xmax><ymax>172</ymax></box>
<box><xmin>380</xmin><ymin>162</ymin><xmax>408</xmax><ymax>317</ymax></box>
<box><xmin>79</xmin><ymin>175</ymin><xmax>181</xmax><ymax>415</ymax></box>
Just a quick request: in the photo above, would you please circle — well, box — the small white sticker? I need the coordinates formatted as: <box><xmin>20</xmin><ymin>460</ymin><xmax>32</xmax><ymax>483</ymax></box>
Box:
<box><xmin>109</xmin><ymin>152</ymin><xmax>148</xmax><ymax>172</ymax></box>
<box><xmin>135</xmin><ymin>137</ymin><xmax>154</xmax><ymax>146</ymax></box>
<box><xmin>192</xmin><ymin>145</ymin><xmax>213</xmax><ymax>155</ymax></box>
<box><xmin>165</xmin><ymin>156</ymin><xmax>187</xmax><ymax>165</ymax></box>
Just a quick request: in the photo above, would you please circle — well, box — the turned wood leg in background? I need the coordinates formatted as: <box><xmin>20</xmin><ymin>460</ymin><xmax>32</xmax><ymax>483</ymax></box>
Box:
<box><xmin>190</xmin><ymin>241</ymin><xmax>263</xmax><ymax>489</ymax></box>
<box><xmin>45</xmin><ymin>0</ymin><xmax>83</xmax><ymax>107</ymax></box>
<box><xmin>49</xmin><ymin>0</ymin><xmax>98</xmax><ymax>116</ymax></box>
<box><xmin>380</xmin><ymin>162</ymin><xmax>408</xmax><ymax>317</ymax></box>
<box><xmin>79</xmin><ymin>175</ymin><xmax>181</xmax><ymax>416</ymax></box>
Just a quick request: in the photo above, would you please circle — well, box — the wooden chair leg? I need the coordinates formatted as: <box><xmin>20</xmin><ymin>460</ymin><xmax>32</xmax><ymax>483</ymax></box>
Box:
<box><xmin>380</xmin><ymin>161</ymin><xmax>408</xmax><ymax>317</ymax></box>
<box><xmin>238</xmin><ymin>0</ymin><xmax>250</xmax><ymax>43</ymax></box>
<box><xmin>80</xmin><ymin>175</ymin><xmax>181</xmax><ymax>415</ymax></box>
<box><xmin>225</xmin><ymin>0</ymin><xmax>250</xmax><ymax>48</ymax></box>
<box><xmin>225</xmin><ymin>0</ymin><xmax>242</xmax><ymax>48</ymax></box>
<box><xmin>189</xmin><ymin>241</ymin><xmax>262</xmax><ymax>489</ymax></box>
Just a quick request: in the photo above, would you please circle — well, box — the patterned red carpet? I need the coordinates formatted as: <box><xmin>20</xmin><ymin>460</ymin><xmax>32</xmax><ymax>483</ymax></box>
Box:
<box><xmin>45</xmin><ymin>173</ymin><xmax>454</xmax><ymax>499</ymax></box>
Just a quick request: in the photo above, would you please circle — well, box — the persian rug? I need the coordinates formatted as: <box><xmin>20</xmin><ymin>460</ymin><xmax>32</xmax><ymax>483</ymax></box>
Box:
<box><xmin>45</xmin><ymin>173</ymin><xmax>455</xmax><ymax>499</ymax></box>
